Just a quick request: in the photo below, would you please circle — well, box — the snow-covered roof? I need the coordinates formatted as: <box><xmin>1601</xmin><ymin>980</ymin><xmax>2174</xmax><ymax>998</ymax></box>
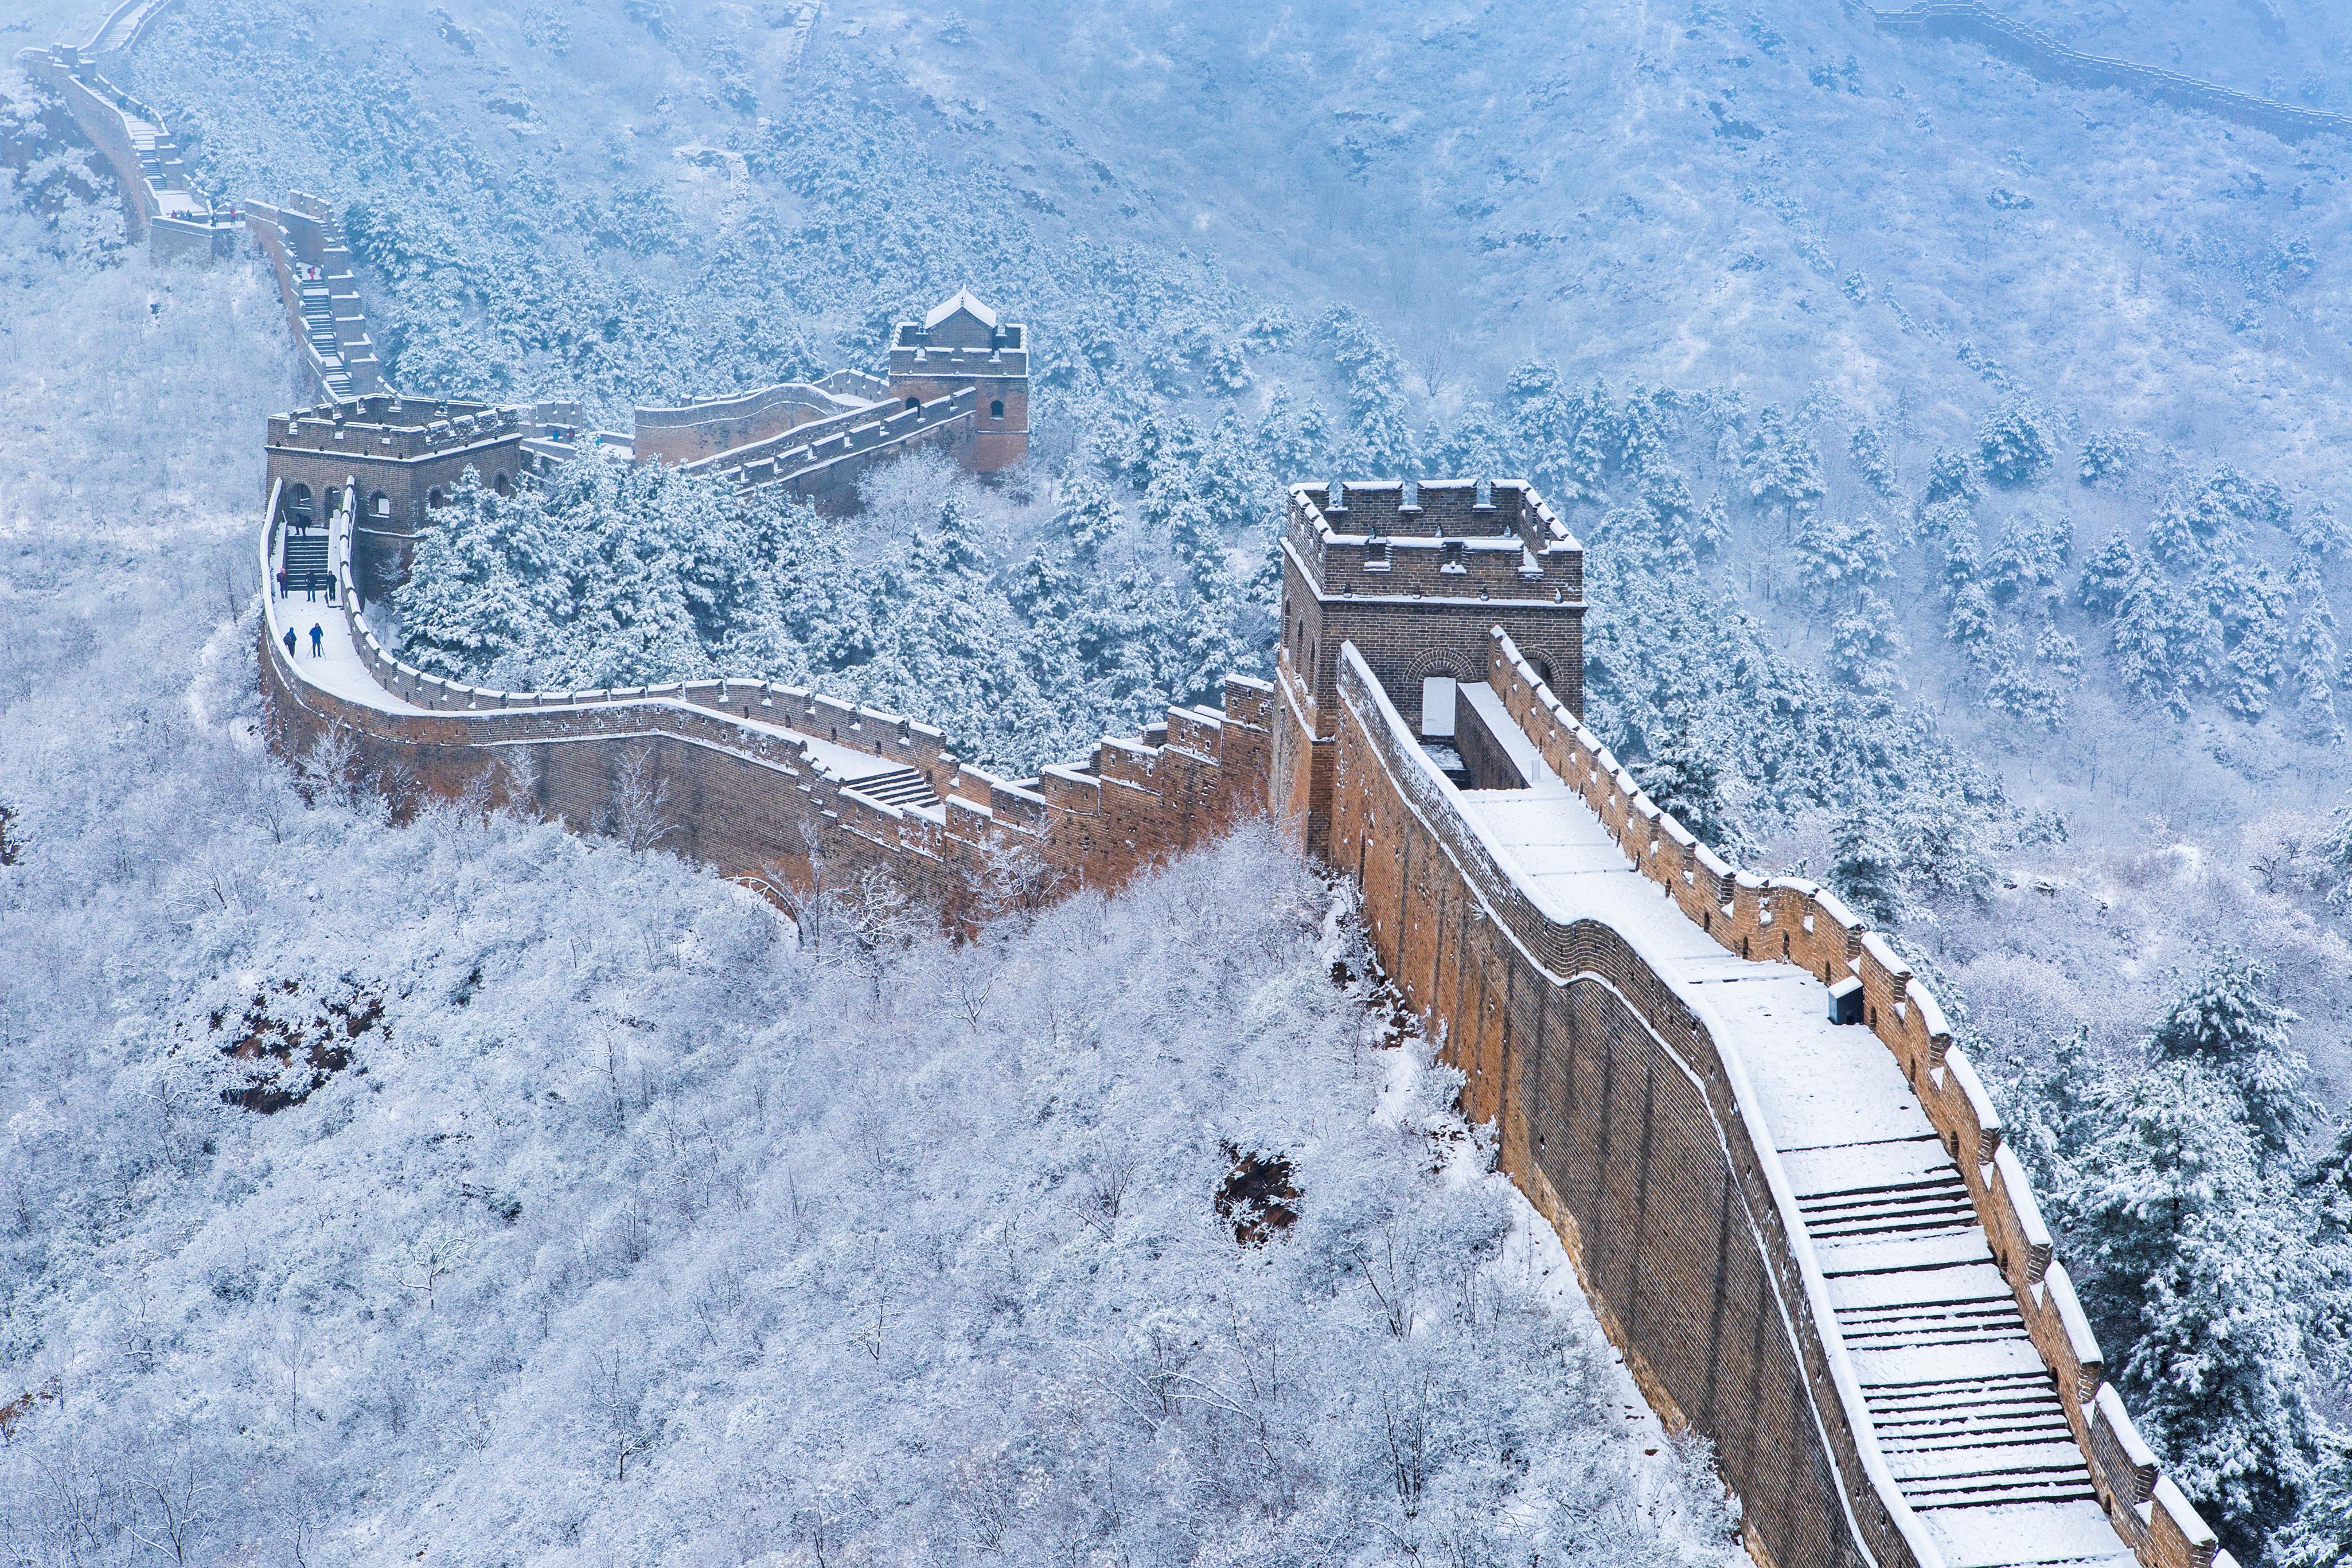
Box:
<box><xmin>924</xmin><ymin>290</ymin><xmax>998</xmax><ymax>330</ymax></box>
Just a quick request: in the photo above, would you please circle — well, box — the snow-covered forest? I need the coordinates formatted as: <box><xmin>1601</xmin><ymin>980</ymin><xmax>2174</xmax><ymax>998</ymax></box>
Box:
<box><xmin>13</xmin><ymin>0</ymin><xmax>2352</xmax><ymax>1560</ymax></box>
<box><xmin>0</xmin><ymin>229</ymin><xmax>1736</xmax><ymax>1562</ymax></box>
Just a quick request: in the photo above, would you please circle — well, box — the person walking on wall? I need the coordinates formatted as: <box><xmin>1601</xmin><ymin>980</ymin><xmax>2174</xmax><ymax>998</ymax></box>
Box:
<box><xmin>282</xmin><ymin>626</ymin><xmax>297</xmax><ymax>661</ymax></box>
<box><xmin>310</xmin><ymin>623</ymin><xmax>323</xmax><ymax>658</ymax></box>
<box><xmin>275</xmin><ymin>567</ymin><xmax>286</xmax><ymax>598</ymax></box>
<box><xmin>325</xmin><ymin>575</ymin><xmax>337</xmax><ymax>606</ymax></box>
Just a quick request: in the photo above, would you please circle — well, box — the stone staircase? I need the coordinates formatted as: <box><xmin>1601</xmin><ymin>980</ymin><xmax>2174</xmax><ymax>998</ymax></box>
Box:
<box><xmin>297</xmin><ymin>281</ymin><xmax>357</xmax><ymax>400</ymax></box>
<box><xmin>1782</xmin><ymin>1136</ymin><xmax>2134</xmax><ymax>1568</ymax></box>
<box><xmin>282</xmin><ymin>527</ymin><xmax>329</xmax><ymax>584</ymax></box>
<box><xmin>93</xmin><ymin>0</ymin><xmax>173</xmax><ymax>53</ymax></box>
<box><xmin>841</xmin><ymin>765</ymin><xmax>939</xmax><ymax>811</ymax></box>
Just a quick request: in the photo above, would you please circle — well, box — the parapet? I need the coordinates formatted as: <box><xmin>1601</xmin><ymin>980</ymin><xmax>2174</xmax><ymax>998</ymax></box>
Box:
<box><xmin>268</xmin><ymin>399</ymin><xmax>522</xmax><ymax>461</ymax></box>
<box><xmin>1286</xmin><ymin>479</ymin><xmax>1583</xmax><ymax>604</ymax></box>
<box><xmin>888</xmin><ymin>290</ymin><xmax>1028</xmax><ymax>376</ymax></box>
<box><xmin>632</xmin><ymin>380</ymin><xmax>879</xmax><ymax>466</ymax></box>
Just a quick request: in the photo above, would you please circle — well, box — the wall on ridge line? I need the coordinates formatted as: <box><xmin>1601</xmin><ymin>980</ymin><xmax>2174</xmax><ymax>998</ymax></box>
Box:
<box><xmin>1418</xmin><ymin>627</ymin><xmax>2219</xmax><ymax>1568</ymax></box>
<box><xmin>1328</xmin><ymin>648</ymin><xmax>1912</xmax><ymax>1568</ymax></box>
<box><xmin>258</xmin><ymin>510</ymin><xmax>1275</xmax><ymax>928</ymax></box>
<box><xmin>633</xmin><ymin>383</ymin><xmax>863</xmax><ymax>466</ymax></box>
<box><xmin>1860</xmin><ymin>0</ymin><xmax>2352</xmax><ymax>142</ymax></box>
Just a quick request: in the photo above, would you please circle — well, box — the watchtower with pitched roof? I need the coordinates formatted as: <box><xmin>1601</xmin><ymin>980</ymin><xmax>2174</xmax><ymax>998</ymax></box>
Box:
<box><xmin>888</xmin><ymin>290</ymin><xmax>1029</xmax><ymax>472</ymax></box>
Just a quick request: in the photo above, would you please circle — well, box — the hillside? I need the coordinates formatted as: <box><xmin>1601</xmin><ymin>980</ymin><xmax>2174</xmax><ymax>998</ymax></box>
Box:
<box><xmin>11</xmin><ymin>0</ymin><xmax>2352</xmax><ymax>1559</ymax></box>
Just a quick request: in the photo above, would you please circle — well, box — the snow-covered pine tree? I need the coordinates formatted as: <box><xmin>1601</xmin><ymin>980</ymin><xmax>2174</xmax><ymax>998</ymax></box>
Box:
<box><xmin>2078</xmin><ymin>529</ymin><xmax>2146</xmax><ymax>614</ymax></box>
<box><xmin>2065</xmin><ymin>1055</ymin><xmax>2322</xmax><ymax>1556</ymax></box>
<box><xmin>1924</xmin><ymin>447</ymin><xmax>1980</xmax><ymax>507</ymax></box>
<box><xmin>1976</xmin><ymin>397</ymin><xmax>2054</xmax><ymax>487</ymax></box>
<box><xmin>1632</xmin><ymin>728</ymin><xmax>1738</xmax><ymax>851</ymax></box>
<box><xmin>2147</xmin><ymin>951</ymin><xmax>2318</xmax><ymax>1165</ymax></box>
<box><xmin>1793</xmin><ymin>510</ymin><xmax>1894</xmax><ymax>605</ymax></box>
<box><xmin>1830</xmin><ymin>809</ymin><xmax>1905</xmax><ymax>923</ymax></box>
<box><xmin>1826</xmin><ymin>590</ymin><xmax>1905</xmax><ymax>694</ymax></box>
<box><xmin>1849</xmin><ymin>422</ymin><xmax>1899</xmax><ymax>498</ymax></box>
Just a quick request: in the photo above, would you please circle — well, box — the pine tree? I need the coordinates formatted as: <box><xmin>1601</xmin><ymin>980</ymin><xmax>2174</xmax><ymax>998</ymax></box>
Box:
<box><xmin>2148</xmin><ymin>493</ymin><xmax>2205</xmax><ymax>567</ymax></box>
<box><xmin>1827</xmin><ymin>590</ymin><xmax>1905</xmax><ymax>694</ymax></box>
<box><xmin>1946</xmin><ymin>581</ymin><xmax>1996</xmax><ymax>653</ymax></box>
<box><xmin>2078</xmin><ymin>429</ymin><xmax>2138</xmax><ymax>486</ymax></box>
<box><xmin>2148</xmin><ymin>951</ymin><xmax>2318</xmax><ymax>1164</ymax></box>
<box><xmin>924</xmin><ymin>493</ymin><xmax>987</xmax><ymax>576</ymax></box>
<box><xmin>2077</xmin><ymin>530</ymin><xmax>2145</xmax><ymax>614</ymax></box>
<box><xmin>1742</xmin><ymin>405</ymin><xmax>1825</xmax><ymax>512</ymax></box>
<box><xmin>1054</xmin><ymin>473</ymin><xmax>1122</xmax><ymax>564</ymax></box>
<box><xmin>1924</xmin><ymin>447</ymin><xmax>1980</xmax><ymax>506</ymax></box>
<box><xmin>1976</xmin><ymin>397</ymin><xmax>2054</xmax><ymax>487</ymax></box>
<box><xmin>1849</xmin><ymin>422</ymin><xmax>1899</xmax><ymax>498</ymax></box>
<box><xmin>2298</xmin><ymin>500</ymin><xmax>2352</xmax><ymax>565</ymax></box>
<box><xmin>1793</xmin><ymin>510</ymin><xmax>1894</xmax><ymax>604</ymax></box>
<box><xmin>2294</xmin><ymin>593</ymin><xmax>2345</xmax><ymax>744</ymax></box>
<box><xmin>2065</xmin><ymin>1060</ymin><xmax>2320</xmax><ymax>1554</ymax></box>
<box><xmin>2276</xmin><ymin>1434</ymin><xmax>2352</xmax><ymax>1568</ymax></box>
<box><xmin>1633</xmin><ymin>729</ymin><xmax>1737</xmax><ymax>851</ymax></box>
<box><xmin>1830</xmin><ymin>810</ymin><xmax>1904</xmax><ymax>923</ymax></box>
<box><xmin>2112</xmin><ymin>575</ymin><xmax>2221</xmax><ymax>717</ymax></box>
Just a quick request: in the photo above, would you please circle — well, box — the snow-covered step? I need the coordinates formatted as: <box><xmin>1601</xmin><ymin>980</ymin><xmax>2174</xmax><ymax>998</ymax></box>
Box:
<box><xmin>1921</xmin><ymin>1500</ymin><xmax>2143</xmax><ymax>1568</ymax></box>
<box><xmin>282</xmin><ymin>530</ymin><xmax>329</xmax><ymax>582</ymax></box>
<box><xmin>843</xmin><ymin>766</ymin><xmax>939</xmax><ymax>810</ymax></box>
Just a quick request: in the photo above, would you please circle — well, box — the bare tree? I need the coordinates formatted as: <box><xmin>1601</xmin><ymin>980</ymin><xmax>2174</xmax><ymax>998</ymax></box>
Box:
<box><xmin>604</xmin><ymin>744</ymin><xmax>676</xmax><ymax>853</ymax></box>
<box><xmin>587</xmin><ymin>1346</ymin><xmax>655</xmax><ymax>1483</ymax></box>
<box><xmin>777</xmin><ymin>816</ymin><xmax>830</xmax><ymax>951</ymax></box>
<box><xmin>125</xmin><ymin>1437</ymin><xmax>213</xmax><ymax>1567</ymax></box>
<box><xmin>969</xmin><ymin>820</ymin><xmax>1063</xmax><ymax>931</ymax></box>
<box><xmin>302</xmin><ymin>722</ymin><xmax>361</xmax><ymax>807</ymax></box>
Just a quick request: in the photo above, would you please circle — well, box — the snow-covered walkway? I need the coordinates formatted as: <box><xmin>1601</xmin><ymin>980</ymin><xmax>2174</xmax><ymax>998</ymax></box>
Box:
<box><xmin>266</xmin><ymin>586</ymin><xmax>429</xmax><ymax>715</ymax></box>
<box><xmin>1452</xmin><ymin>684</ymin><xmax>2133</xmax><ymax>1568</ymax></box>
<box><xmin>263</xmin><ymin>524</ymin><xmax>944</xmax><ymax>816</ymax></box>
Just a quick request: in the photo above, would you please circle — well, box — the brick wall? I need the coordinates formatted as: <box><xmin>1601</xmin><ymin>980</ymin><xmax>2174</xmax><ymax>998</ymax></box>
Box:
<box><xmin>261</xmin><ymin>505</ymin><xmax>1273</xmax><ymax>930</ymax></box>
<box><xmin>1324</xmin><ymin>624</ymin><xmax>2225</xmax><ymax>1568</ymax></box>
<box><xmin>1329</xmin><ymin>646</ymin><xmax>1914</xmax><ymax>1568</ymax></box>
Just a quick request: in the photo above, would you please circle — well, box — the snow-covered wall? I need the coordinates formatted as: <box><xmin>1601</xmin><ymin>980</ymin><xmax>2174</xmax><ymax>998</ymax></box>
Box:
<box><xmin>257</xmin><ymin>495</ymin><xmax>1276</xmax><ymax>928</ymax></box>
<box><xmin>1322</xmin><ymin>622</ymin><xmax>2228</xmax><ymax>1568</ymax></box>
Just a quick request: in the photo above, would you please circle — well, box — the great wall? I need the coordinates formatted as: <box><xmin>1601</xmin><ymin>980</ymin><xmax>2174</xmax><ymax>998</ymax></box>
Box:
<box><xmin>1855</xmin><ymin>1</ymin><xmax>2352</xmax><ymax>143</ymax></box>
<box><xmin>7</xmin><ymin>5</ymin><xmax>2281</xmax><ymax>1567</ymax></box>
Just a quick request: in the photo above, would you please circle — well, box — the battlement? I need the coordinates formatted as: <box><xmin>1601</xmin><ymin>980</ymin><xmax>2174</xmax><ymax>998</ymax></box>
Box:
<box><xmin>886</xmin><ymin>342</ymin><xmax>1031</xmax><ymax>375</ymax></box>
<box><xmin>268</xmin><ymin>399</ymin><xmax>521</xmax><ymax>461</ymax></box>
<box><xmin>632</xmin><ymin>381</ymin><xmax>877</xmax><ymax>467</ymax></box>
<box><xmin>1286</xmin><ymin>479</ymin><xmax>1583</xmax><ymax>603</ymax></box>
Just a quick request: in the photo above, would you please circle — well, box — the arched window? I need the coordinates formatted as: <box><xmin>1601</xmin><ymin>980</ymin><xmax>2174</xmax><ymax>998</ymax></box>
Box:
<box><xmin>989</xmin><ymin>399</ymin><xmax>1005</xmax><ymax>420</ymax></box>
<box><xmin>904</xmin><ymin>396</ymin><xmax>920</xmax><ymax>411</ymax></box>
<box><xmin>289</xmin><ymin>482</ymin><xmax>313</xmax><ymax>525</ymax></box>
<box><xmin>427</xmin><ymin>486</ymin><xmax>448</xmax><ymax>508</ymax></box>
<box><xmin>493</xmin><ymin>472</ymin><xmax>512</xmax><ymax>496</ymax></box>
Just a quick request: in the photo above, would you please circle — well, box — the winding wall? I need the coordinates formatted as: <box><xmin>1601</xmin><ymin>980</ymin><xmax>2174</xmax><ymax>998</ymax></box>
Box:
<box><xmin>259</xmin><ymin>487</ymin><xmax>1273</xmax><ymax>929</ymax></box>
<box><xmin>1857</xmin><ymin>1</ymin><xmax>2352</xmax><ymax>142</ymax></box>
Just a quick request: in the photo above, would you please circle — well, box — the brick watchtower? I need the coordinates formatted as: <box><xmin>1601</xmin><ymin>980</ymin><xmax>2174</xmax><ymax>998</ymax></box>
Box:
<box><xmin>1273</xmin><ymin>478</ymin><xmax>1584</xmax><ymax>855</ymax></box>
<box><xmin>887</xmin><ymin>291</ymin><xmax>1028</xmax><ymax>472</ymax></box>
<box><xmin>264</xmin><ymin>396</ymin><xmax>531</xmax><ymax>601</ymax></box>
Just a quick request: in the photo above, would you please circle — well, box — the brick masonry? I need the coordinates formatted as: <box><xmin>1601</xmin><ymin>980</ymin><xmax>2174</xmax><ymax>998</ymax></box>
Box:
<box><xmin>1317</xmin><ymin>606</ymin><xmax>2225</xmax><ymax>1568</ymax></box>
<box><xmin>260</xmin><ymin>501</ymin><xmax>1272</xmax><ymax>930</ymax></box>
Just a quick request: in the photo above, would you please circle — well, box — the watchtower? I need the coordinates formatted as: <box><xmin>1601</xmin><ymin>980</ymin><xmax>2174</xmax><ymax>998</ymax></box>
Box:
<box><xmin>887</xmin><ymin>290</ymin><xmax>1029</xmax><ymax>472</ymax></box>
<box><xmin>1273</xmin><ymin>478</ymin><xmax>1585</xmax><ymax>855</ymax></box>
<box><xmin>264</xmin><ymin>396</ymin><xmax>529</xmax><ymax>600</ymax></box>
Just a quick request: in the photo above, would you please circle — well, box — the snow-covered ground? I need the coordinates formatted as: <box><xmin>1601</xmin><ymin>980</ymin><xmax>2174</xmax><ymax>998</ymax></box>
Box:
<box><xmin>0</xmin><ymin>197</ymin><xmax>1738</xmax><ymax>1568</ymax></box>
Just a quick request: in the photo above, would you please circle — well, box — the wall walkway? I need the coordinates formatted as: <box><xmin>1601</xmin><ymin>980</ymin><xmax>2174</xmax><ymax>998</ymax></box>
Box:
<box><xmin>258</xmin><ymin>486</ymin><xmax>1271</xmax><ymax>928</ymax></box>
<box><xmin>1322</xmin><ymin>632</ymin><xmax>2227</xmax><ymax>1568</ymax></box>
